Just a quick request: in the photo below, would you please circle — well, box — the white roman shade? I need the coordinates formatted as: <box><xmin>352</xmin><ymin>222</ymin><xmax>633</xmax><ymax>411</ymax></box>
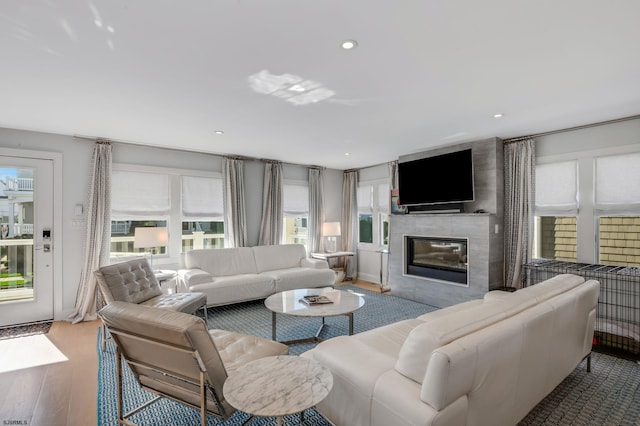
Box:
<box><xmin>111</xmin><ymin>170</ymin><xmax>170</xmax><ymax>220</ymax></box>
<box><xmin>358</xmin><ymin>185</ymin><xmax>373</xmax><ymax>213</ymax></box>
<box><xmin>535</xmin><ymin>161</ymin><xmax>578</xmax><ymax>215</ymax></box>
<box><xmin>182</xmin><ymin>176</ymin><xmax>224</xmax><ymax>220</ymax></box>
<box><xmin>283</xmin><ymin>183</ymin><xmax>308</xmax><ymax>217</ymax></box>
<box><xmin>595</xmin><ymin>152</ymin><xmax>640</xmax><ymax>213</ymax></box>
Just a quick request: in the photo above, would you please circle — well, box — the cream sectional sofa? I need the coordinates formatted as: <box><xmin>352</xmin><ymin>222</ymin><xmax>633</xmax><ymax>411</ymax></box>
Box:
<box><xmin>177</xmin><ymin>244</ymin><xmax>336</xmax><ymax>306</ymax></box>
<box><xmin>302</xmin><ymin>274</ymin><xmax>599</xmax><ymax>426</ymax></box>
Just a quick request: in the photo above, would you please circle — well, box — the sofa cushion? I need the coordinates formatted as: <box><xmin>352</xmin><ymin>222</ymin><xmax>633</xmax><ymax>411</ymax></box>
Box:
<box><xmin>354</xmin><ymin>319</ymin><xmax>425</xmax><ymax>359</ymax></box>
<box><xmin>209</xmin><ymin>329</ymin><xmax>288</xmax><ymax>374</ymax></box>
<box><xmin>140</xmin><ymin>292</ymin><xmax>206</xmax><ymax>315</ymax></box>
<box><xmin>178</xmin><ymin>268</ymin><xmax>214</xmax><ymax>288</ymax></box>
<box><xmin>260</xmin><ymin>267</ymin><xmax>336</xmax><ymax>292</ymax></box>
<box><xmin>252</xmin><ymin>244</ymin><xmax>306</xmax><ymax>273</ymax></box>
<box><xmin>183</xmin><ymin>247</ymin><xmax>258</xmax><ymax>276</ymax></box>
<box><xmin>395</xmin><ymin>298</ymin><xmax>536</xmax><ymax>384</ymax></box>
<box><xmin>303</xmin><ymin>336</ymin><xmax>397</xmax><ymax>426</ymax></box>
<box><xmin>189</xmin><ymin>274</ymin><xmax>275</xmax><ymax>306</ymax></box>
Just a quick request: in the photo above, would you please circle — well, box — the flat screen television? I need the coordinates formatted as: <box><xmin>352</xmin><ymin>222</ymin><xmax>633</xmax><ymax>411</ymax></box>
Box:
<box><xmin>398</xmin><ymin>148</ymin><xmax>474</xmax><ymax>207</ymax></box>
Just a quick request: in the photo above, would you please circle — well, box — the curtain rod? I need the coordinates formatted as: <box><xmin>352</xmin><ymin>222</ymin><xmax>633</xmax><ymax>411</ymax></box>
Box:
<box><xmin>73</xmin><ymin>134</ymin><xmax>323</xmax><ymax>169</ymax></box>
<box><xmin>503</xmin><ymin>114</ymin><xmax>640</xmax><ymax>144</ymax></box>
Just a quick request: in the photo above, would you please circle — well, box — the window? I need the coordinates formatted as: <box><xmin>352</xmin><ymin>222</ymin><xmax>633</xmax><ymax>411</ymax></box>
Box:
<box><xmin>378</xmin><ymin>183</ymin><xmax>390</xmax><ymax>245</ymax></box>
<box><xmin>533</xmin><ymin>161</ymin><xmax>578</xmax><ymax>261</ymax></box>
<box><xmin>111</xmin><ymin>170</ymin><xmax>170</xmax><ymax>258</ymax></box>
<box><xmin>534</xmin><ymin>150</ymin><xmax>640</xmax><ymax>267</ymax></box>
<box><xmin>595</xmin><ymin>153</ymin><xmax>640</xmax><ymax>266</ymax></box>
<box><xmin>358</xmin><ymin>185</ymin><xmax>373</xmax><ymax>244</ymax></box>
<box><xmin>282</xmin><ymin>182</ymin><xmax>308</xmax><ymax>245</ymax></box>
<box><xmin>358</xmin><ymin>182</ymin><xmax>389</xmax><ymax>247</ymax></box>
<box><xmin>110</xmin><ymin>167</ymin><xmax>224</xmax><ymax>262</ymax></box>
<box><xmin>181</xmin><ymin>175</ymin><xmax>225</xmax><ymax>251</ymax></box>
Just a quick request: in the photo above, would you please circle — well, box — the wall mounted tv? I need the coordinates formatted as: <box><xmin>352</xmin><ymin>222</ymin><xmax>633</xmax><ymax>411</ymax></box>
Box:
<box><xmin>398</xmin><ymin>148</ymin><xmax>474</xmax><ymax>207</ymax></box>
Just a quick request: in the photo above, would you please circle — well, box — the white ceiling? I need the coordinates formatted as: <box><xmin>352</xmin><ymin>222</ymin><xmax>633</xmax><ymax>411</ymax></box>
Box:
<box><xmin>1</xmin><ymin>1</ymin><xmax>639</xmax><ymax>170</ymax></box>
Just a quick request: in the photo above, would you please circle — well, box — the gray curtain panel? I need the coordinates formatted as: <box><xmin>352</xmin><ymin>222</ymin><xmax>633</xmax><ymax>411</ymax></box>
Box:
<box><xmin>504</xmin><ymin>139</ymin><xmax>536</xmax><ymax>288</ymax></box>
<box><xmin>69</xmin><ymin>140</ymin><xmax>112</xmax><ymax>323</ymax></box>
<box><xmin>308</xmin><ymin>167</ymin><xmax>325</xmax><ymax>254</ymax></box>
<box><xmin>223</xmin><ymin>157</ymin><xmax>248</xmax><ymax>248</ymax></box>
<box><xmin>258</xmin><ymin>161</ymin><xmax>283</xmax><ymax>246</ymax></box>
<box><xmin>342</xmin><ymin>170</ymin><xmax>359</xmax><ymax>280</ymax></box>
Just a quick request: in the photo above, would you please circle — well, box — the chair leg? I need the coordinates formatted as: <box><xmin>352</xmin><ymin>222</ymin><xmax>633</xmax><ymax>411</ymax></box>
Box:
<box><xmin>101</xmin><ymin>323</ymin><xmax>108</xmax><ymax>352</ymax></box>
<box><xmin>202</xmin><ymin>304</ymin><xmax>208</xmax><ymax>324</ymax></box>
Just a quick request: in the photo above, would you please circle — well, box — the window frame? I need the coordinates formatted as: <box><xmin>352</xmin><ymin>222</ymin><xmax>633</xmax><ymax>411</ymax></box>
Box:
<box><xmin>110</xmin><ymin>163</ymin><xmax>223</xmax><ymax>265</ymax></box>
<box><xmin>535</xmin><ymin>145</ymin><xmax>640</xmax><ymax>265</ymax></box>
<box><xmin>357</xmin><ymin>179</ymin><xmax>389</xmax><ymax>250</ymax></box>
<box><xmin>282</xmin><ymin>179</ymin><xmax>309</xmax><ymax>247</ymax></box>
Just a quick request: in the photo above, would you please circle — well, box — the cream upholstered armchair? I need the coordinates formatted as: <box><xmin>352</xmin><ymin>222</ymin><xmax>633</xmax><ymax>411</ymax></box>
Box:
<box><xmin>98</xmin><ymin>301</ymin><xmax>288</xmax><ymax>425</ymax></box>
<box><xmin>95</xmin><ymin>257</ymin><xmax>208</xmax><ymax>351</ymax></box>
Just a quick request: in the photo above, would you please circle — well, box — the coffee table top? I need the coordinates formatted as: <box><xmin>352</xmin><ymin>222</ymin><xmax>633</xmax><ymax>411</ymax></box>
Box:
<box><xmin>223</xmin><ymin>355</ymin><xmax>333</xmax><ymax>418</ymax></box>
<box><xmin>264</xmin><ymin>288</ymin><xmax>365</xmax><ymax>317</ymax></box>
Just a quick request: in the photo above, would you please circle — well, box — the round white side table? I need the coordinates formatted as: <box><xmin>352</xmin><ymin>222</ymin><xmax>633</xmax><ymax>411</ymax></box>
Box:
<box><xmin>223</xmin><ymin>355</ymin><xmax>333</xmax><ymax>426</ymax></box>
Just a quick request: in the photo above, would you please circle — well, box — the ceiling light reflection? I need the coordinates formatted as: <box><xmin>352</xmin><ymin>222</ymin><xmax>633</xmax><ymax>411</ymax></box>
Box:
<box><xmin>248</xmin><ymin>70</ymin><xmax>336</xmax><ymax>105</ymax></box>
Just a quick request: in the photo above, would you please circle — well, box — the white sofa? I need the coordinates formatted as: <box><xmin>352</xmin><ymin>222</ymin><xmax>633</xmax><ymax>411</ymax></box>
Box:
<box><xmin>177</xmin><ymin>244</ymin><xmax>336</xmax><ymax>306</ymax></box>
<box><xmin>302</xmin><ymin>274</ymin><xmax>599</xmax><ymax>426</ymax></box>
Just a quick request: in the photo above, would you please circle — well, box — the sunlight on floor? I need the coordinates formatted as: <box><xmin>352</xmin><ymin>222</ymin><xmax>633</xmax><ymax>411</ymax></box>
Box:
<box><xmin>0</xmin><ymin>334</ymin><xmax>68</xmax><ymax>373</ymax></box>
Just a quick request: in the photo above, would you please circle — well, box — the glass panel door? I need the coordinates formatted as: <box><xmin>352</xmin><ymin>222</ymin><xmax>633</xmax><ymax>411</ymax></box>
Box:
<box><xmin>0</xmin><ymin>158</ymin><xmax>54</xmax><ymax>326</ymax></box>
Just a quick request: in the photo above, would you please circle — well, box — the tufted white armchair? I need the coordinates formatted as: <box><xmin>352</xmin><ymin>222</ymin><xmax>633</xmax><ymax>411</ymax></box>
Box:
<box><xmin>95</xmin><ymin>257</ymin><xmax>207</xmax><ymax>351</ymax></box>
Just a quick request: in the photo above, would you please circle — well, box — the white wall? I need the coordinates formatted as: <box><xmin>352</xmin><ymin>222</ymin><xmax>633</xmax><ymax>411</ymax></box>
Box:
<box><xmin>0</xmin><ymin>127</ymin><xmax>344</xmax><ymax>321</ymax></box>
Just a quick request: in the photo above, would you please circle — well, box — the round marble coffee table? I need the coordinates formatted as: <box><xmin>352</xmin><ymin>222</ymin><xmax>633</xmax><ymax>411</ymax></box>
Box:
<box><xmin>223</xmin><ymin>355</ymin><xmax>333</xmax><ymax>426</ymax></box>
<box><xmin>264</xmin><ymin>288</ymin><xmax>365</xmax><ymax>344</ymax></box>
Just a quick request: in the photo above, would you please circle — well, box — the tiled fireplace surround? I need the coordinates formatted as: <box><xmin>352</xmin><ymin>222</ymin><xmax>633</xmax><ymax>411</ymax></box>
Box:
<box><xmin>389</xmin><ymin>137</ymin><xmax>505</xmax><ymax>308</ymax></box>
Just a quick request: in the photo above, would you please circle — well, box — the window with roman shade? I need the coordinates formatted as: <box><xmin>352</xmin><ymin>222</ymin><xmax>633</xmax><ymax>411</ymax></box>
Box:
<box><xmin>533</xmin><ymin>161</ymin><xmax>578</xmax><ymax>261</ymax></box>
<box><xmin>378</xmin><ymin>183</ymin><xmax>390</xmax><ymax>246</ymax></box>
<box><xmin>282</xmin><ymin>182</ymin><xmax>309</xmax><ymax>245</ymax></box>
<box><xmin>595</xmin><ymin>152</ymin><xmax>640</xmax><ymax>214</ymax></box>
<box><xmin>111</xmin><ymin>170</ymin><xmax>170</xmax><ymax>220</ymax></box>
<box><xmin>358</xmin><ymin>184</ymin><xmax>373</xmax><ymax>244</ymax></box>
<box><xmin>182</xmin><ymin>176</ymin><xmax>224</xmax><ymax>221</ymax></box>
<box><xmin>535</xmin><ymin>161</ymin><xmax>578</xmax><ymax>215</ymax></box>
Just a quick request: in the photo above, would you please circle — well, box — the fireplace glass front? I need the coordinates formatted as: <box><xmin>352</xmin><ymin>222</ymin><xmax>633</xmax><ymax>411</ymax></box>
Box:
<box><xmin>404</xmin><ymin>236</ymin><xmax>468</xmax><ymax>285</ymax></box>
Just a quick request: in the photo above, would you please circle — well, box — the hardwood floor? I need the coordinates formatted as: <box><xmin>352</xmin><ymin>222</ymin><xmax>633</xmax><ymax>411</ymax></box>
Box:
<box><xmin>0</xmin><ymin>280</ymin><xmax>379</xmax><ymax>425</ymax></box>
<box><xmin>0</xmin><ymin>320</ymin><xmax>100</xmax><ymax>426</ymax></box>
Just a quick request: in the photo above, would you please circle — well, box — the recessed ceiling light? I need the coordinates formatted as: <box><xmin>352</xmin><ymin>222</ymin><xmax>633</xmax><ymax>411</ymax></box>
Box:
<box><xmin>340</xmin><ymin>40</ymin><xmax>358</xmax><ymax>50</ymax></box>
<box><xmin>344</xmin><ymin>152</ymin><xmax>351</xmax><ymax>156</ymax></box>
<box><xmin>214</xmin><ymin>130</ymin><xmax>224</xmax><ymax>135</ymax></box>
<box><xmin>493</xmin><ymin>113</ymin><xmax>504</xmax><ymax>118</ymax></box>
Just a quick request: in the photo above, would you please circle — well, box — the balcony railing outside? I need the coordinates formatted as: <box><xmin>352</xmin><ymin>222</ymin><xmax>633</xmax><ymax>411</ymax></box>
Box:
<box><xmin>6</xmin><ymin>177</ymin><xmax>34</xmax><ymax>192</ymax></box>
<box><xmin>0</xmin><ymin>239</ymin><xmax>33</xmax><ymax>289</ymax></box>
<box><xmin>110</xmin><ymin>232</ymin><xmax>225</xmax><ymax>258</ymax></box>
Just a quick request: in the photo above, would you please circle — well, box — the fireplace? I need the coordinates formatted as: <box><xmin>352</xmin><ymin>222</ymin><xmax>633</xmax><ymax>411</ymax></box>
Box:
<box><xmin>404</xmin><ymin>236</ymin><xmax>469</xmax><ymax>286</ymax></box>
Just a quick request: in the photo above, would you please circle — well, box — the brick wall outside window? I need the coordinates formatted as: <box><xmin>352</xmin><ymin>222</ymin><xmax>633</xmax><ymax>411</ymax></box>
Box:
<box><xmin>599</xmin><ymin>216</ymin><xmax>640</xmax><ymax>266</ymax></box>
<box><xmin>539</xmin><ymin>216</ymin><xmax>577</xmax><ymax>261</ymax></box>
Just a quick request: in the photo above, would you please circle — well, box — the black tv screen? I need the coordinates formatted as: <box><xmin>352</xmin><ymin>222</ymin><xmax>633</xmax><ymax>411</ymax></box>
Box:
<box><xmin>398</xmin><ymin>149</ymin><xmax>474</xmax><ymax>206</ymax></box>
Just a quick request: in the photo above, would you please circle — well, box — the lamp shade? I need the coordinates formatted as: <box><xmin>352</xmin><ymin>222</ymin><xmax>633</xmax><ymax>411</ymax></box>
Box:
<box><xmin>134</xmin><ymin>227</ymin><xmax>168</xmax><ymax>249</ymax></box>
<box><xmin>322</xmin><ymin>222</ymin><xmax>341</xmax><ymax>237</ymax></box>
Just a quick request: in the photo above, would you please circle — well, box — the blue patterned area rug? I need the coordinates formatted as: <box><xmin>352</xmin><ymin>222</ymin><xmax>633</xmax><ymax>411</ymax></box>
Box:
<box><xmin>97</xmin><ymin>286</ymin><xmax>640</xmax><ymax>425</ymax></box>
<box><xmin>97</xmin><ymin>286</ymin><xmax>437</xmax><ymax>425</ymax></box>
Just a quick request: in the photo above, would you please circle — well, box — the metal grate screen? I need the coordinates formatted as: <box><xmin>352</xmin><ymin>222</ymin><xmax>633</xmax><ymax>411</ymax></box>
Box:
<box><xmin>524</xmin><ymin>259</ymin><xmax>640</xmax><ymax>359</ymax></box>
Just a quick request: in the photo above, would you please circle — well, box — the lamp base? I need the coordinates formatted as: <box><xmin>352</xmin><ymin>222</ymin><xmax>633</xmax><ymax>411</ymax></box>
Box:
<box><xmin>326</xmin><ymin>237</ymin><xmax>337</xmax><ymax>253</ymax></box>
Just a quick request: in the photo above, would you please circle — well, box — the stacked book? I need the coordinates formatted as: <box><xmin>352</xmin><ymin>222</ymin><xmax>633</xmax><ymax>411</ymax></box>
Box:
<box><xmin>299</xmin><ymin>294</ymin><xmax>333</xmax><ymax>305</ymax></box>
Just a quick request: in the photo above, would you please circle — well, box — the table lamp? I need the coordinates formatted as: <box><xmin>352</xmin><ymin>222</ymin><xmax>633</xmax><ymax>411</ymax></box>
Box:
<box><xmin>322</xmin><ymin>222</ymin><xmax>341</xmax><ymax>253</ymax></box>
<box><xmin>134</xmin><ymin>227</ymin><xmax>168</xmax><ymax>271</ymax></box>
